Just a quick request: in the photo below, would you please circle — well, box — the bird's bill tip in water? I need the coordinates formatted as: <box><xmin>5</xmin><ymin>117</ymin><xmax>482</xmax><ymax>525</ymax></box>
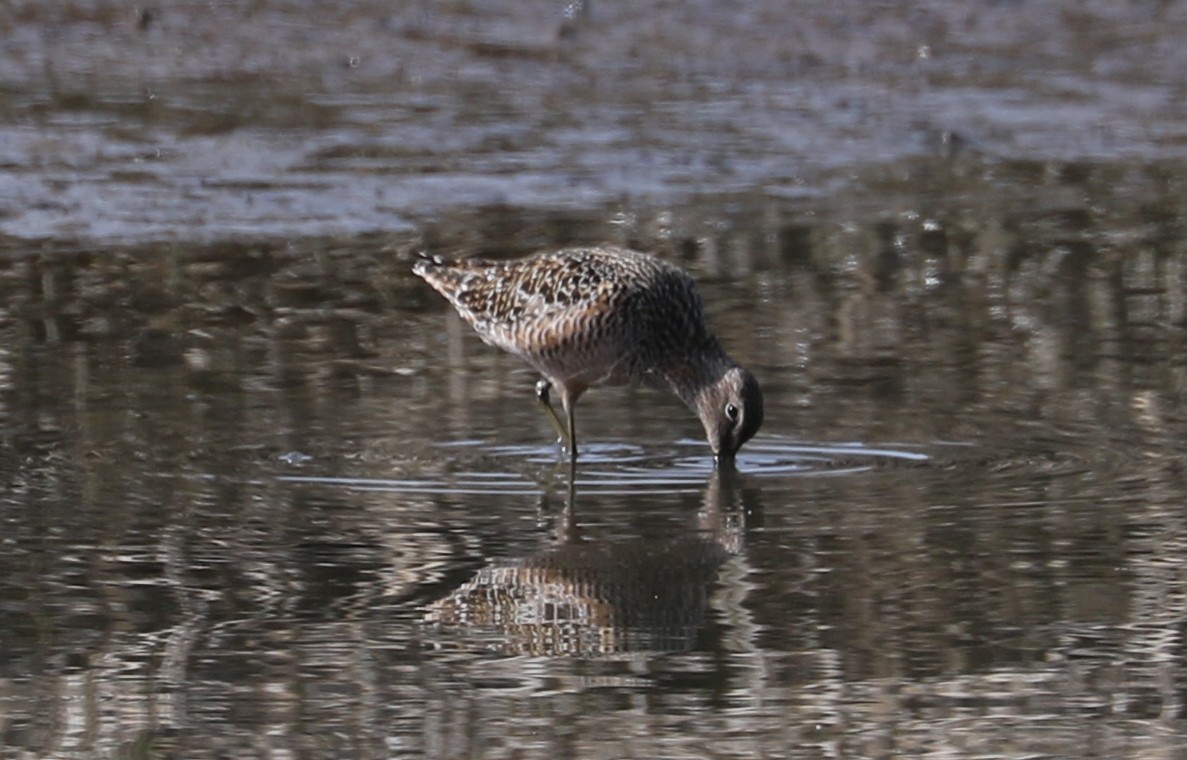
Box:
<box><xmin>713</xmin><ymin>447</ymin><xmax>738</xmax><ymax>469</ymax></box>
<box><xmin>708</xmin><ymin>424</ymin><xmax>744</xmax><ymax>468</ymax></box>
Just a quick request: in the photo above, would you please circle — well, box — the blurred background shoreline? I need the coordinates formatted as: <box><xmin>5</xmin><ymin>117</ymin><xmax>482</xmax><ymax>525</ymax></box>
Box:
<box><xmin>2</xmin><ymin>0</ymin><xmax>1186</xmax><ymax>244</ymax></box>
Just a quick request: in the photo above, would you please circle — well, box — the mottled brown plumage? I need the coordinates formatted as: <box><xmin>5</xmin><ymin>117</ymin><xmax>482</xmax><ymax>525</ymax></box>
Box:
<box><xmin>413</xmin><ymin>245</ymin><xmax>762</xmax><ymax>463</ymax></box>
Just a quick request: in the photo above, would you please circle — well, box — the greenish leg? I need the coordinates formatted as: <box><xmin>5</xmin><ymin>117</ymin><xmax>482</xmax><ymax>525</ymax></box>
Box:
<box><xmin>535</xmin><ymin>379</ymin><xmax>572</xmax><ymax>451</ymax></box>
<box><xmin>565</xmin><ymin>398</ymin><xmax>578</xmax><ymax>463</ymax></box>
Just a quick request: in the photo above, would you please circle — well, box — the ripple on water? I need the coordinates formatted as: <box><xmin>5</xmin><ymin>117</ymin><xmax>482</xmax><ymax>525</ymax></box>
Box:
<box><xmin>278</xmin><ymin>435</ymin><xmax>962</xmax><ymax>496</ymax></box>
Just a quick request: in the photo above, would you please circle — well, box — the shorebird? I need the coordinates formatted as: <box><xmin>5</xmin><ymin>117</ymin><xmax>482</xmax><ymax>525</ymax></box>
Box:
<box><xmin>413</xmin><ymin>245</ymin><xmax>763</xmax><ymax>465</ymax></box>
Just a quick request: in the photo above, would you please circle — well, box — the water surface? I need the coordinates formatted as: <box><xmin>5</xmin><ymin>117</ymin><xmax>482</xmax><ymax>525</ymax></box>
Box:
<box><xmin>4</xmin><ymin>181</ymin><xmax>1187</xmax><ymax>756</ymax></box>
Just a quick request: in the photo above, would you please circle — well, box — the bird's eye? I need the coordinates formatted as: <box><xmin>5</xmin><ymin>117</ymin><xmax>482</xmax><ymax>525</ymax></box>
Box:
<box><xmin>725</xmin><ymin>402</ymin><xmax>739</xmax><ymax>422</ymax></box>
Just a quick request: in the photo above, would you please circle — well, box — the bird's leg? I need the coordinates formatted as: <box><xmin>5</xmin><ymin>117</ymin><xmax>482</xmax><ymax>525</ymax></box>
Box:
<box><xmin>536</xmin><ymin>379</ymin><xmax>572</xmax><ymax>451</ymax></box>
<box><xmin>564</xmin><ymin>397</ymin><xmax>578</xmax><ymax>463</ymax></box>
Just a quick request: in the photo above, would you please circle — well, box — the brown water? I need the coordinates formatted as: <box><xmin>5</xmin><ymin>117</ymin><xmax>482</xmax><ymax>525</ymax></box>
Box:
<box><xmin>4</xmin><ymin>2</ymin><xmax>1187</xmax><ymax>758</ymax></box>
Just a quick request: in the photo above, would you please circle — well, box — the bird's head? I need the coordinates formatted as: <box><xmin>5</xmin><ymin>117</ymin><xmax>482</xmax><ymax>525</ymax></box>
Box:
<box><xmin>695</xmin><ymin>366</ymin><xmax>763</xmax><ymax>467</ymax></box>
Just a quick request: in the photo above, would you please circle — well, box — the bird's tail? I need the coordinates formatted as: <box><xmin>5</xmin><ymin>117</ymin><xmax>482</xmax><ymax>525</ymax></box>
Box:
<box><xmin>411</xmin><ymin>250</ymin><xmax>454</xmax><ymax>277</ymax></box>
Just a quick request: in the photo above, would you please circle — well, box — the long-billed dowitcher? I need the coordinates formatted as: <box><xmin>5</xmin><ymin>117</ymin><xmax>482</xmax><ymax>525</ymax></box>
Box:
<box><xmin>413</xmin><ymin>245</ymin><xmax>763</xmax><ymax>464</ymax></box>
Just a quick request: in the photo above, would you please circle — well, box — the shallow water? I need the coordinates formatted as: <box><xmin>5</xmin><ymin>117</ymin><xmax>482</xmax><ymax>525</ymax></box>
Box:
<box><xmin>5</xmin><ymin>182</ymin><xmax>1187</xmax><ymax>756</ymax></box>
<box><xmin>5</xmin><ymin>1</ymin><xmax>1187</xmax><ymax>758</ymax></box>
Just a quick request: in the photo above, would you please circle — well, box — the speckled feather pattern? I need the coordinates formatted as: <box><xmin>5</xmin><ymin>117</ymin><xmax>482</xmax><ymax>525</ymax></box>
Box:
<box><xmin>414</xmin><ymin>246</ymin><xmax>719</xmax><ymax>395</ymax></box>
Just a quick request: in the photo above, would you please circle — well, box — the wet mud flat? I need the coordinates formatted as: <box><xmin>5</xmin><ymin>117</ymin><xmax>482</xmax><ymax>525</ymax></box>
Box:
<box><xmin>1</xmin><ymin>0</ymin><xmax>1186</xmax><ymax>242</ymax></box>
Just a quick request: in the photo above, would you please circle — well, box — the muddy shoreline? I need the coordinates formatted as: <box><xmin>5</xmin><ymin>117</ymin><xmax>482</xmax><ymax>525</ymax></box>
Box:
<box><xmin>2</xmin><ymin>1</ymin><xmax>1185</xmax><ymax>243</ymax></box>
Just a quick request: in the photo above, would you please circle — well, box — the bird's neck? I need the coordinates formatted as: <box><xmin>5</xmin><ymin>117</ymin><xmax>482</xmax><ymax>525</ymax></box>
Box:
<box><xmin>664</xmin><ymin>339</ymin><xmax>735</xmax><ymax>412</ymax></box>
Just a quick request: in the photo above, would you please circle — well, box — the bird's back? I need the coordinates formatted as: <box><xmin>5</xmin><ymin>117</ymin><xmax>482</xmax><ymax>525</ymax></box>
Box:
<box><xmin>414</xmin><ymin>246</ymin><xmax>711</xmax><ymax>387</ymax></box>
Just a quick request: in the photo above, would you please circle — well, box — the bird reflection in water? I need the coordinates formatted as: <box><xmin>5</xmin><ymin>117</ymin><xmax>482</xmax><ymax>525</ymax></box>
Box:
<box><xmin>424</xmin><ymin>468</ymin><xmax>756</xmax><ymax>656</ymax></box>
